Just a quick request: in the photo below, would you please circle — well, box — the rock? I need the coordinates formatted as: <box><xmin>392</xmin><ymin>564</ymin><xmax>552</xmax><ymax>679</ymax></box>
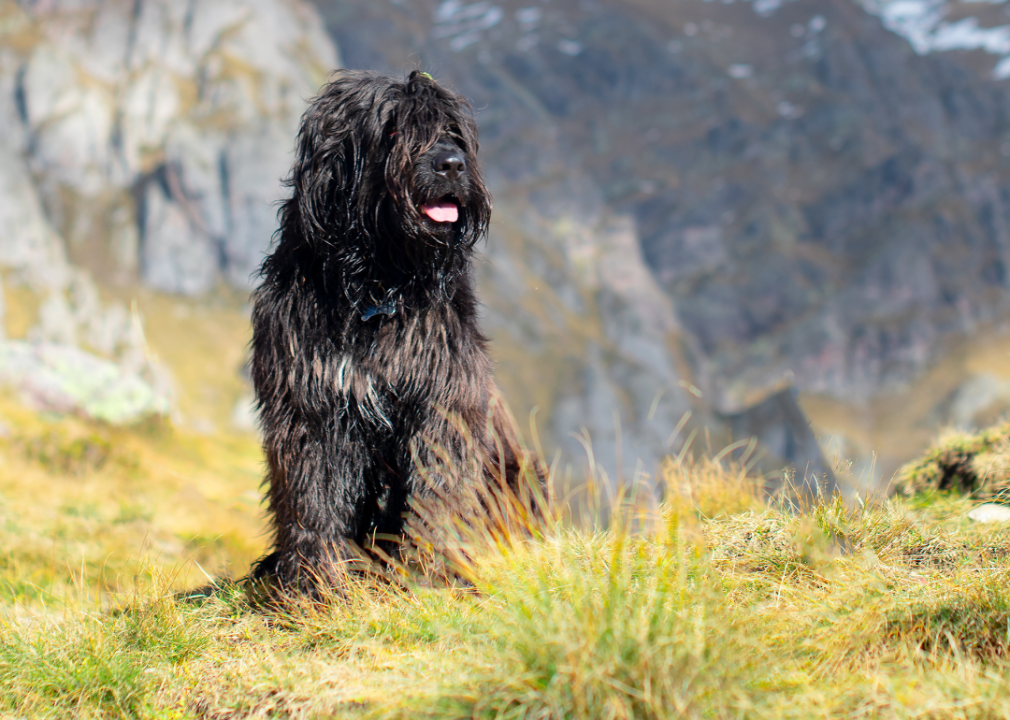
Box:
<box><xmin>25</xmin><ymin>0</ymin><xmax>1010</xmax><ymax>487</ymax></box>
<box><xmin>0</xmin><ymin>111</ymin><xmax>72</xmax><ymax>293</ymax></box>
<box><xmin>317</xmin><ymin>0</ymin><xmax>1010</xmax><ymax>410</ymax></box>
<box><xmin>478</xmin><ymin>195</ymin><xmax>716</xmax><ymax>483</ymax></box>
<box><xmin>5</xmin><ymin>0</ymin><xmax>339</xmax><ymax>293</ymax></box>
<box><xmin>945</xmin><ymin>374</ymin><xmax>1010</xmax><ymax>430</ymax></box>
<box><xmin>138</xmin><ymin>165</ymin><xmax>221</xmax><ymax>296</ymax></box>
<box><xmin>967</xmin><ymin>503</ymin><xmax>1010</xmax><ymax>524</ymax></box>
<box><xmin>0</xmin><ymin>0</ymin><xmax>333</xmax><ymax>429</ymax></box>
<box><xmin>0</xmin><ymin>340</ymin><xmax>169</xmax><ymax>424</ymax></box>
<box><xmin>720</xmin><ymin>387</ymin><xmax>838</xmax><ymax>496</ymax></box>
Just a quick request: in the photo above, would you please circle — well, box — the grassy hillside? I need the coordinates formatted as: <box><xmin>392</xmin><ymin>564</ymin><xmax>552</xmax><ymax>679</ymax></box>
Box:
<box><xmin>6</xmin><ymin>282</ymin><xmax>1010</xmax><ymax>718</ymax></box>
<box><xmin>0</xmin><ymin>391</ymin><xmax>267</xmax><ymax>608</ymax></box>
<box><xmin>4</xmin><ymin>403</ymin><xmax>1010</xmax><ymax>718</ymax></box>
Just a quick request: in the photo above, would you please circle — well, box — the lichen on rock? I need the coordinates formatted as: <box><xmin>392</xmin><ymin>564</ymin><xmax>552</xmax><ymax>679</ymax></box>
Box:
<box><xmin>0</xmin><ymin>340</ymin><xmax>169</xmax><ymax>424</ymax></box>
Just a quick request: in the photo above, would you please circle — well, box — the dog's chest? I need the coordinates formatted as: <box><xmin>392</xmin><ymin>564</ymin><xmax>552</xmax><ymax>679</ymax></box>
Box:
<box><xmin>327</xmin><ymin>306</ymin><xmax>489</xmax><ymax>425</ymax></box>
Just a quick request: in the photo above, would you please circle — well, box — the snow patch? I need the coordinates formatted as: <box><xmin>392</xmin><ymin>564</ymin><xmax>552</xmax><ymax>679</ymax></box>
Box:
<box><xmin>861</xmin><ymin>0</ymin><xmax>1010</xmax><ymax>79</ymax></box>
<box><xmin>515</xmin><ymin>7</ymin><xmax>542</xmax><ymax>26</ymax></box>
<box><xmin>777</xmin><ymin>100</ymin><xmax>802</xmax><ymax>118</ymax></box>
<box><xmin>743</xmin><ymin>0</ymin><xmax>799</xmax><ymax>18</ymax></box>
<box><xmin>433</xmin><ymin>1</ymin><xmax>504</xmax><ymax>51</ymax></box>
<box><xmin>558</xmin><ymin>39</ymin><xmax>583</xmax><ymax>56</ymax></box>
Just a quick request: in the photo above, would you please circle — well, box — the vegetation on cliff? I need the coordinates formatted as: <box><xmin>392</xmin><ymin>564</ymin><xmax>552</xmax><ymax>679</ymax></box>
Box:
<box><xmin>897</xmin><ymin>421</ymin><xmax>1010</xmax><ymax>499</ymax></box>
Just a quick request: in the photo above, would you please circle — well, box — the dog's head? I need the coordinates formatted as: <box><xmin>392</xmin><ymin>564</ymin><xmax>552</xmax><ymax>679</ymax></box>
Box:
<box><xmin>287</xmin><ymin>70</ymin><xmax>491</xmax><ymax>283</ymax></box>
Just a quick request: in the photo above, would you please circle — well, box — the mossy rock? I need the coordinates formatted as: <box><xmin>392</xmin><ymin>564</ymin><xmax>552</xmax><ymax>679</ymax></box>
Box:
<box><xmin>896</xmin><ymin>421</ymin><xmax>1010</xmax><ymax>498</ymax></box>
<box><xmin>0</xmin><ymin>341</ymin><xmax>168</xmax><ymax>425</ymax></box>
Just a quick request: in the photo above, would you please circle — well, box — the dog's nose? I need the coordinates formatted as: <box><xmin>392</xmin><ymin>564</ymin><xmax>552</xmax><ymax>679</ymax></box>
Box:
<box><xmin>432</xmin><ymin>150</ymin><xmax>466</xmax><ymax>180</ymax></box>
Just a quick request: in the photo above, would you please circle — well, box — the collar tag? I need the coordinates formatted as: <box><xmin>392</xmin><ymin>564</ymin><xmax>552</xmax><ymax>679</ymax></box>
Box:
<box><xmin>361</xmin><ymin>300</ymin><xmax>397</xmax><ymax>321</ymax></box>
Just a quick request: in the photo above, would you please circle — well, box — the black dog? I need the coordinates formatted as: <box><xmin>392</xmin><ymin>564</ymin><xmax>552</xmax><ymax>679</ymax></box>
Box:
<box><xmin>250</xmin><ymin>70</ymin><xmax>541</xmax><ymax>593</ymax></box>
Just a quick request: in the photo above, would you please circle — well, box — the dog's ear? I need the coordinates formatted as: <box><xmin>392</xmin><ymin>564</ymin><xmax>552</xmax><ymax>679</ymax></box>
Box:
<box><xmin>287</xmin><ymin>74</ymin><xmax>382</xmax><ymax>243</ymax></box>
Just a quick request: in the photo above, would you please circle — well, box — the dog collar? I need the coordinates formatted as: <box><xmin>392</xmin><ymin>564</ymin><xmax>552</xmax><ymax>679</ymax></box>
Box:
<box><xmin>361</xmin><ymin>300</ymin><xmax>398</xmax><ymax>321</ymax></box>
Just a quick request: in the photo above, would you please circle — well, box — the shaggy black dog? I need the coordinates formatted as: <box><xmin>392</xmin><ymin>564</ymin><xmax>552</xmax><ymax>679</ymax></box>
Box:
<box><xmin>250</xmin><ymin>70</ymin><xmax>541</xmax><ymax>594</ymax></box>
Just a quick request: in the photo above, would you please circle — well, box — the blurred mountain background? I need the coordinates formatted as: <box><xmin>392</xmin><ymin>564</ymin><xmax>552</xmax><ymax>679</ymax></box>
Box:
<box><xmin>4</xmin><ymin>0</ymin><xmax>1010</xmax><ymax>497</ymax></box>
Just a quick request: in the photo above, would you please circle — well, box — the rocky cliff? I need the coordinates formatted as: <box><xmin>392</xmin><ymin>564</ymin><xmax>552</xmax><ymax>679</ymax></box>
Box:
<box><xmin>0</xmin><ymin>0</ymin><xmax>335</xmax><ymax>423</ymax></box>
<box><xmin>4</xmin><ymin>0</ymin><xmax>335</xmax><ymax>295</ymax></box>
<box><xmin>312</xmin><ymin>0</ymin><xmax>1010</xmax><ymax>486</ymax></box>
<box><xmin>9</xmin><ymin>0</ymin><xmax>1010</xmax><ymax>492</ymax></box>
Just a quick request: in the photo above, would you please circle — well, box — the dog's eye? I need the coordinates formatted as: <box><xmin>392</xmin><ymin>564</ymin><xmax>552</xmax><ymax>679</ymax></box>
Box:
<box><xmin>445</xmin><ymin>126</ymin><xmax>468</xmax><ymax>152</ymax></box>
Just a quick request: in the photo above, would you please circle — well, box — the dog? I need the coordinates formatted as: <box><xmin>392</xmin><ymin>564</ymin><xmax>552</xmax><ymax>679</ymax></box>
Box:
<box><xmin>249</xmin><ymin>70</ymin><xmax>543</xmax><ymax>594</ymax></box>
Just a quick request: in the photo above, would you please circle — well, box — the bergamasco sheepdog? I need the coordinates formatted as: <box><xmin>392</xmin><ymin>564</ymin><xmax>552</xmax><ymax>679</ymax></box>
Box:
<box><xmin>249</xmin><ymin>70</ymin><xmax>544</xmax><ymax>595</ymax></box>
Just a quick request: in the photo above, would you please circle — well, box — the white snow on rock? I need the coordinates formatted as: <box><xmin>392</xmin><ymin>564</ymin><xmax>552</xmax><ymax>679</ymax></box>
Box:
<box><xmin>742</xmin><ymin>0</ymin><xmax>799</xmax><ymax>18</ymax></box>
<box><xmin>434</xmin><ymin>1</ymin><xmax>505</xmax><ymax>51</ymax></box>
<box><xmin>861</xmin><ymin>0</ymin><xmax>1010</xmax><ymax>79</ymax></box>
<box><xmin>557</xmin><ymin>39</ymin><xmax>583</xmax><ymax>56</ymax></box>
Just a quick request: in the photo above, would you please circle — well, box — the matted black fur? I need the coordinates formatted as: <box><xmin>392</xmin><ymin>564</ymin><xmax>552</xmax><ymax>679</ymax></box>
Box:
<box><xmin>250</xmin><ymin>70</ymin><xmax>541</xmax><ymax>594</ymax></box>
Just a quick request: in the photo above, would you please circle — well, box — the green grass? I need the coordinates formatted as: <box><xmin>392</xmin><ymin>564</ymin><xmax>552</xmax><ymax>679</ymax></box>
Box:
<box><xmin>6</xmin><ymin>436</ymin><xmax>1010</xmax><ymax>718</ymax></box>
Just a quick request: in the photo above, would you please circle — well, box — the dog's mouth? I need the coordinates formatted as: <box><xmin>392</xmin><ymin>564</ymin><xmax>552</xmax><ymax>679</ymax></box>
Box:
<box><xmin>420</xmin><ymin>196</ymin><xmax>459</xmax><ymax>224</ymax></box>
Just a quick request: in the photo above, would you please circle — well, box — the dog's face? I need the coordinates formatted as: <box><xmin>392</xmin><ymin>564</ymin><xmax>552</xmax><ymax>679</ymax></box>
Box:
<box><xmin>412</xmin><ymin>139</ymin><xmax>473</xmax><ymax>237</ymax></box>
<box><xmin>290</xmin><ymin>70</ymin><xmax>491</xmax><ymax>275</ymax></box>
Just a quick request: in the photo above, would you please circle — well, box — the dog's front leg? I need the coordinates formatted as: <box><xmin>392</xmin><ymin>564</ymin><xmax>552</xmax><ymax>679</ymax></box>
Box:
<box><xmin>252</xmin><ymin>415</ymin><xmax>376</xmax><ymax>594</ymax></box>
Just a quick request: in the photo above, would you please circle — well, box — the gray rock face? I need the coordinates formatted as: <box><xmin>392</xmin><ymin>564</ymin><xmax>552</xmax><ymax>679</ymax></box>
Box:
<box><xmin>0</xmin><ymin>0</ymin><xmax>337</xmax><ymax>432</ymax></box>
<box><xmin>477</xmin><ymin>194</ymin><xmax>711</xmax><ymax>484</ymax></box>
<box><xmin>308</xmin><ymin>0</ymin><xmax>1010</xmax><ymax>483</ymax></box>
<box><xmin>5</xmin><ymin>0</ymin><xmax>338</xmax><ymax>294</ymax></box>
<box><xmin>8</xmin><ymin>0</ymin><xmax>958</xmax><ymax>487</ymax></box>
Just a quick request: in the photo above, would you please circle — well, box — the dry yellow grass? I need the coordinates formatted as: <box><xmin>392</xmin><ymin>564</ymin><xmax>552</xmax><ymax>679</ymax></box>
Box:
<box><xmin>0</xmin><ymin>390</ymin><xmax>267</xmax><ymax>609</ymax></box>
<box><xmin>7</xmin><ymin>282</ymin><xmax>1010</xmax><ymax>718</ymax></box>
<box><xmin>4</xmin><ymin>426</ymin><xmax>1010</xmax><ymax>719</ymax></box>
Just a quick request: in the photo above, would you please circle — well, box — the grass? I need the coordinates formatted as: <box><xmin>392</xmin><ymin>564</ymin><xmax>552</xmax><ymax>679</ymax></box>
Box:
<box><xmin>5</xmin><ymin>273</ymin><xmax>1010</xmax><ymax>717</ymax></box>
<box><xmin>6</xmin><ymin>413</ymin><xmax>1010</xmax><ymax>719</ymax></box>
<box><xmin>0</xmin><ymin>388</ymin><xmax>267</xmax><ymax>607</ymax></box>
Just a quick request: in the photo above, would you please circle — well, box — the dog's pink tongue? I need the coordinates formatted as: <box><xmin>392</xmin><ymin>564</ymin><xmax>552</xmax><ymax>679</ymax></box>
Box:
<box><xmin>421</xmin><ymin>202</ymin><xmax>458</xmax><ymax>223</ymax></box>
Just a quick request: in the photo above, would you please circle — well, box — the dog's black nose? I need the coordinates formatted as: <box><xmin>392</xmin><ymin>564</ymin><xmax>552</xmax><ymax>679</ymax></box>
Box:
<box><xmin>432</xmin><ymin>150</ymin><xmax>466</xmax><ymax>180</ymax></box>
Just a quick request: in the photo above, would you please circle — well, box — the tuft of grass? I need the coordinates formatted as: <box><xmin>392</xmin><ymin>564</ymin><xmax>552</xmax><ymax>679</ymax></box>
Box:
<box><xmin>0</xmin><ymin>576</ymin><xmax>216</xmax><ymax>719</ymax></box>
<box><xmin>895</xmin><ymin>421</ymin><xmax>1010</xmax><ymax>497</ymax></box>
<box><xmin>399</xmin><ymin>531</ymin><xmax>755</xmax><ymax>720</ymax></box>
